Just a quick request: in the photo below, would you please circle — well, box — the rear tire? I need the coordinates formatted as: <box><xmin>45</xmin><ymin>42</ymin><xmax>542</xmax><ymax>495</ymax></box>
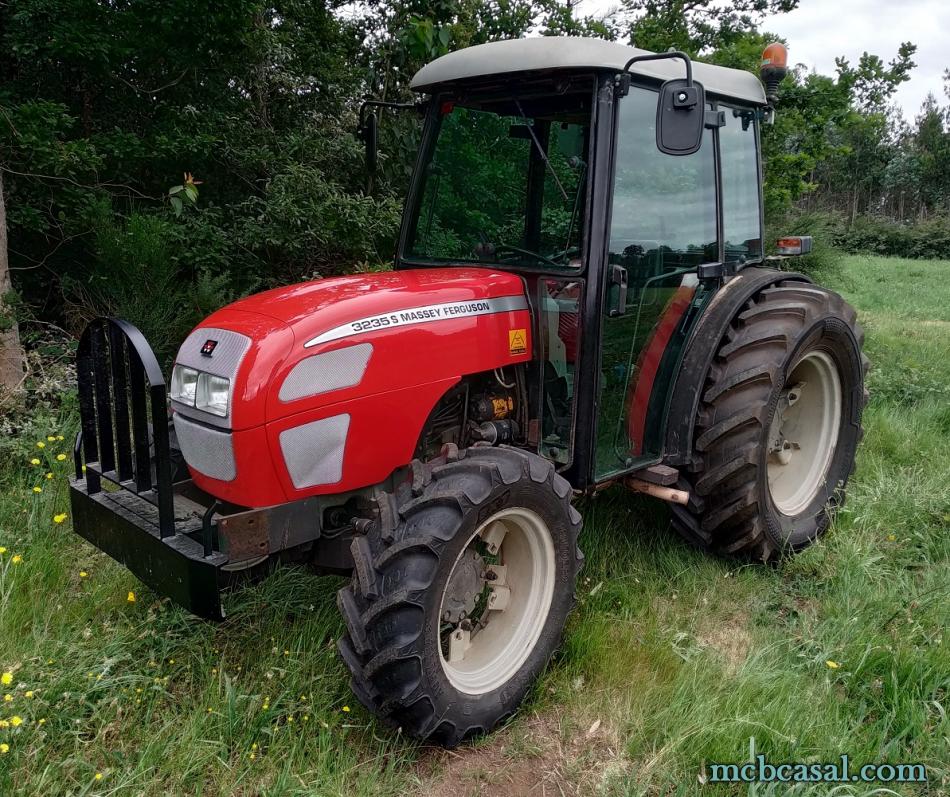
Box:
<box><xmin>336</xmin><ymin>446</ymin><xmax>583</xmax><ymax>747</ymax></box>
<box><xmin>671</xmin><ymin>281</ymin><xmax>869</xmax><ymax>562</ymax></box>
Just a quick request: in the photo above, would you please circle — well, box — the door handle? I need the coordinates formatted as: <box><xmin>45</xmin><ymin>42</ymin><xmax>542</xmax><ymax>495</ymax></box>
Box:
<box><xmin>607</xmin><ymin>264</ymin><xmax>628</xmax><ymax>317</ymax></box>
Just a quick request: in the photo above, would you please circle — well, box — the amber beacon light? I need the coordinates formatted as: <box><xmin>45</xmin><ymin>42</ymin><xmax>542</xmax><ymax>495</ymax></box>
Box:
<box><xmin>760</xmin><ymin>42</ymin><xmax>789</xmax><ymax>105</ymax></box>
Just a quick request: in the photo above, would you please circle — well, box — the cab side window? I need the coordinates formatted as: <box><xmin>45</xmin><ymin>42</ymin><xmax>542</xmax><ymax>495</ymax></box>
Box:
<box><xmin>720</xmin><ymin>107</ymin><xmax>763</xmax><ymax>263</ymax></box>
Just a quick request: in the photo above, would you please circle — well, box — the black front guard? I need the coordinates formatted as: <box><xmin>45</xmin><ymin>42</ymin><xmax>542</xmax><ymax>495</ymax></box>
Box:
<box><xmin>70</xmin><ymin>318</ymin><xmax>326</xmax><ymax>620</ymax></box>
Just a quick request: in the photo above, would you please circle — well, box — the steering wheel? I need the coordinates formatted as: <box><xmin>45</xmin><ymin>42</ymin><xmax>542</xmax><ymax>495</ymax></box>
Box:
<box><xmin>492</xmin><ymin>243</ymin><xmax>563</xmax><ymax>269</ymax></box>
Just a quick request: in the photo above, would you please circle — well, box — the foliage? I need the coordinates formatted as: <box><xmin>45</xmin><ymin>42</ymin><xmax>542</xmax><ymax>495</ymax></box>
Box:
<box><xmin>0</xmin><ymin>0</ymin><xmax>946</xmax><ymax>346</ymax></box>
<box><xmin>834</xmin><ymin>213</ymin><xmax>950</xmax><ymax>260</ymax></box>
<box><xmin>766</xmin><ymin>210</ymin><xmax>844</xmax><ymax>282</ymax></box>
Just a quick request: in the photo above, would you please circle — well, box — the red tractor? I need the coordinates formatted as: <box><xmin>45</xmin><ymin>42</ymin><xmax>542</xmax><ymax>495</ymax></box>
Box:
<box><xmin>70</xmin><ymin>38</ymin><xmax>868</xmax><ymax>746</ymax></box>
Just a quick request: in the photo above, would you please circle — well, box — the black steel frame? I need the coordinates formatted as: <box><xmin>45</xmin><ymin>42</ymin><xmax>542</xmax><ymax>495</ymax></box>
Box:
<box><xmin>76</xmin><ymin>317</ymin><xmax>178</xmax><ymax>537</ymax></box>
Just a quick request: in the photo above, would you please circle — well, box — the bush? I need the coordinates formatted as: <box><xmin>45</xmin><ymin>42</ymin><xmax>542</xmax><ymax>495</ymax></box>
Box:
<box><xmin>834</xmin><ymin>214</ymin><xmax>950</xmax><ymax>260</ymax></box>
<box><xmin>765</xmin><ymin>210</ymin><xmax>845</xmax><ymax>282</ymax></box>
<box><xmin>61</xmin><ymin>208</ymin><xmax>234</xmax><ymax>365</ymax></box>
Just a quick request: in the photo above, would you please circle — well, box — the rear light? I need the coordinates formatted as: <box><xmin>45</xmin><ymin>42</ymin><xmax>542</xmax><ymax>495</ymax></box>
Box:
<box><xmin>196</xmin><ymin>373</ymin><xmax>231</xmax><ymax>417</ymax></box>
<box><xmin>776</xmin><ymin>235</ymin><xmax>813</xmax><ymax>255</ymax></box>
<box><xmin>170</xmin><ymin>365</ymin><xmax>199</xmax><ymax>405</ymax></box>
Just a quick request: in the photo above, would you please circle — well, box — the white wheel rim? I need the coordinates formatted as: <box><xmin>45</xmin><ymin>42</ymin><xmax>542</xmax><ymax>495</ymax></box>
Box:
<box><xmin>767</xmin><ymin>350</ymin><xmax>842</xmax><ymax>515</ymax></box>
<box><xmin>437</xmin><ymin>507</ymin><xmax>556</xmax><ymax>695</ymax></box>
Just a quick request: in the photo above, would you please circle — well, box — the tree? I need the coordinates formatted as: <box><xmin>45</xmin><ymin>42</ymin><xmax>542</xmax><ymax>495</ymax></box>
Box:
<box><xmin>0</xmin><ymin>167</ymin><xmax>26</xmax><ymax>396</ymax></box>
<box><xmin>621</xmin><ymin>0</ymin><xmax>798</xmax><ymax>54</ymax></box>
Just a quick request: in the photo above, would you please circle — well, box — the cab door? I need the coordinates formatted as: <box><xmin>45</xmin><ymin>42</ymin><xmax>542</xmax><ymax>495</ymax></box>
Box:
<box><xmin>594</xmin><ymin>84</ymin><xmax>719</xmax><ymax>480</ymax></box>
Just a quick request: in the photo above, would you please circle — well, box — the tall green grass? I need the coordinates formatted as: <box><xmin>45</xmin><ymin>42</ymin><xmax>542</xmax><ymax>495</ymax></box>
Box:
<box><xmin>1</xmin><ymin>255</ymin><xmax>947</xmax><ymax>795</ymax></box>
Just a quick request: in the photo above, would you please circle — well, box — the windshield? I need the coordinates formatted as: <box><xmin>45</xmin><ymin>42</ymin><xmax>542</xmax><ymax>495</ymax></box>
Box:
<box><xmin>405</xmin><ymin>91</ymin><xmax>592</xmax><ymax>270</ymax></box>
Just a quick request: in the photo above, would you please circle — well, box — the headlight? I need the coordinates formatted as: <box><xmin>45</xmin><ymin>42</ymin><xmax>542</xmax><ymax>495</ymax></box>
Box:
<box><xmin>170</xmin><ymin>365</ymin><xmax>199</xmax><ymax>405</ymax></box>
<box><xmin>196</xmin><ymin>373</ymin><xmax>230</xmax><ymax>417</ymax></box>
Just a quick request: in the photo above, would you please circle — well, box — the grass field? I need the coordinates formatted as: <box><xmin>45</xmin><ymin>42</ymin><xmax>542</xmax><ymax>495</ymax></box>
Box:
<box><xmin>1</xmin><ymin>254</ymin><xmax>947</xmax><ymax>796</ymax></box>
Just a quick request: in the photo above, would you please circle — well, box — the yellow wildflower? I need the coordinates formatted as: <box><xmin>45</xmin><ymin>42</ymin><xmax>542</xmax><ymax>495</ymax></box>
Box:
<box><xmin>53</xmin><ymin>513</ymin><xmax>68</xmax><ymax>524</ymax></box>
<box><xmin>24</xmin><ymin>691</ymin><xmax>33</xmax><ymax>698</ymax></box>
<box><xmin>168</xmin><ymin>658</ymin><xmax>174</xmax><ymax>664</ymax></box>
<box><xmin>887</xmin><ymin>533</ymin><xmax>896</xmax><ymax>542</ymax></box>
<box><xmin>30</xmin><ymin>458</ymin><xmax>40</xmax><ymax>466</ymax></box>
<box><xmin>0</xmin><ymin>743</ymin><xmax>9</xmax><ymax>754</ymax></box>
<box><xmin>303</xmin><ymin>714</ymin><xmax>309</xmax><ymax>722</ymax></box>
<box><xmin>342</xmin><ymin>705</ymin><xmax>350</xmax><ymax>713</ymax></box>
<box><xmin>248</xmin><ymin>752</ymin><xmax>256</xmax><ymax>760</ymax></box>
<box><xmin>0</xmin><ymin>720</ymin><xmax>7</xmax><ymax>728</ymax></box>
<box><xmin>207</xmin><ymin>707</ymin><xmax>213</xmax><ymax>713</ymax></box>
<box><xmin>56</xmin><ymin>453</ymin><xmax>67</xmax><ymax>462</ymax></box>
<box><xmin>826</xmin><ymin>660</ymin><xmax>841</xmax><ymax>669</ymax></box>
<box><xmin>95</xmin><ymin>773</ymin><xmax>103</xmax><ymax>781</ymax></box>
<box><xmin>80</xmin><ymin>571</ymin><xmax>88</xmax><ymax>578</ymax></box>
<box><xmin>127</xmin><ymin>591</ymin><xmax>136</xmax><ymax>603</ymax></box>
<box><xmin>3</xmin><ymin>694</ymin><xmax>11</xmax><ymax>702</ymax></box>
<box><xmin>46</xmin><ymin>472</ymin><xmax>53</xmax><ymax>480</ymax></box>
<box><xmin>1</xmin><ymin>672</ymin><xmax>11</xmax><ymax>686</ymax></box>
<box><xmin>36</xmin><ymin>441</ymin><xmax>45</xmax><ymax>449</ymax></box>
<box><xmin>283</xmin><ymin>649</ymin><xmax>289</xmax><ymax>656</ymax></box>
<box><xmin>10</xmin><ymin>716</ymin><xmax>22</xmax><ymax>727</ymax></box>
<box><xmin>33</xmin><ymin>486</ymin><xmax>42</xmax><ymax>494</ymax></box>
<box><xmin>12</xmin><ymin>555</ymin><xmax>22</xmax><ymax>564</ymax></box>
<box><xmin>47</xmin><ymin>436</ymin><xmax>56</xmax><ymax>442</ymax></box>
<box><xmin>0</xmin><ymin>547</ymin><xmax>6</xmax><ymax>555</ymax></box>
<box><xmin>56</xmin><ymin>435</ymin><xmax>64</xmax><ymax>441</ymax></box>
<box><xmin>38</xmin><ymin>718</ymin><xmax>45</xmax><ymax>725</ymax></box>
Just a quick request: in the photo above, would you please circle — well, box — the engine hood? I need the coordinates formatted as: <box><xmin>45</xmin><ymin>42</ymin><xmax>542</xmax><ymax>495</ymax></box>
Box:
<box><xmin>221</xmin><ymin>267</ymin><xmax>527</xmax><ymax>347</ymax></box>
<box><xmin>173</xmin><ymin>267</ymin><xmax>533</xmax><ymax>506</ymax></box>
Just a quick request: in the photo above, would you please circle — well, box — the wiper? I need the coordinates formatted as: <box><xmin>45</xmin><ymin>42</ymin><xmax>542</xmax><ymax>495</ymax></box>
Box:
<box><xmin>514</xmin><ymin>99</ymin><xmax>568</xmax><ymax>202</ymax></box>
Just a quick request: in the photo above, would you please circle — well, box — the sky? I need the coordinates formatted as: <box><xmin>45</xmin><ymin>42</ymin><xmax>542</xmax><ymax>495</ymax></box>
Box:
<box><xmin>578</xmin><ymin>0</ymin><xmax>948</xmax><ymax>118</ymax></box>
<box><xmin>761</xmin><ymin>0</ymin><xmax>948</xmax><ymax>118</ymax></box>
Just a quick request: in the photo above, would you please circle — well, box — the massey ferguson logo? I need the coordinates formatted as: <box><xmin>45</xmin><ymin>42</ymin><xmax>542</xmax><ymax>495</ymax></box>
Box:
<box><xmin>200</xmin><ymin>339</ymin><xmax>218</xmax><ymax>357</ymax></box>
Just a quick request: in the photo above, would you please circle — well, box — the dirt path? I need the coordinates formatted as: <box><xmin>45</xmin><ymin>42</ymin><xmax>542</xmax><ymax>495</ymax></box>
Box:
<box><xmin>411</xmin><ymin>709</ymin><xmax>628</xmax><ymax>797</ymax></box>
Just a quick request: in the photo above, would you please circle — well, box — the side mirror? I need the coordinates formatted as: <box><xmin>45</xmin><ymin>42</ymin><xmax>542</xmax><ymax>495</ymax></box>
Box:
<box><xmin>656</xmin><ymin>78</ymin><xmax>706</xmax><ymax>156</ymax></box>
<box><xmin>360</xmin><ymin>111</ymin><xmax>379</xmax><ymax>182</ymax></box>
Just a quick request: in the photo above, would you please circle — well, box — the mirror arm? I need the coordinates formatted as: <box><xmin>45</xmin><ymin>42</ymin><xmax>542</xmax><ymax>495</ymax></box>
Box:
<box><xmin>358</xmin><ymin>99</ymin><xmax>421</xmax><ymax>131</ymax></box>
<box><xmin>621</xmin><ymin>51</ymin><xmax>694</xmax><ymax>87</ymax></box>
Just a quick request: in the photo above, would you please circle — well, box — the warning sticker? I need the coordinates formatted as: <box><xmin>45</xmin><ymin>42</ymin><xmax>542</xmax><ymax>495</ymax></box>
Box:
<box><xmin>508</xmin><ymin>328</ymin><xmax>527</xmax><ymax>356</ymax></box>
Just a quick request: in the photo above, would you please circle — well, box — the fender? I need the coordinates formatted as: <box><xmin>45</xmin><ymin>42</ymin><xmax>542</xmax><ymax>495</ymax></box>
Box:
<box><xmin>171</xmin><ymin>268</ymin><xmax>532</xmax><ymax>506</ymax></box>
<box><xmin>662</xmin><ymin>267</ymin><xmax>811</xmax><ymax>469</ymax></box>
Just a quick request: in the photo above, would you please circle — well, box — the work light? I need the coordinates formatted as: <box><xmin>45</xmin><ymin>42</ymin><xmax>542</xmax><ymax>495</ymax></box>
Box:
<box><xmin>170</xmin><ymin>365</ymin><xmax>199</xmax><ymax>405</ymax></box>
<box><xmin>196</xmin><ymin>373</ymin><xmax>231</xmax><ymax>417</ymax></box>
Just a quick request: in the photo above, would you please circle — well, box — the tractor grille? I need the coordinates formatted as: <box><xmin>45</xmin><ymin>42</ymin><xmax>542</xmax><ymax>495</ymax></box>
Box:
<box><xmin>279</xmin><ymin>414</ymin><xmax>350</xmax><ymax>489</ymax></box>
<box><xmin>75</xmin><ymin>318</ymin><xmax>179</xmax><ymax>539</ymax></box>
<box><xmin>172</xmin><ymin>414</ymin><xmax>236</xmax><ymax>482</ymax></box>
<box><xmin>278</xmin><ymin>343</ymin><xmax>373</xmax><ymax>402</ymax></box>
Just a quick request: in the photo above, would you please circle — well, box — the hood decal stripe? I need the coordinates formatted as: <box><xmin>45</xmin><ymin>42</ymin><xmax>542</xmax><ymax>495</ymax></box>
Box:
<box><xmin>303</xmin><ymin>294</ymin><xmax>529</xmax><ymax>348</ymax></box>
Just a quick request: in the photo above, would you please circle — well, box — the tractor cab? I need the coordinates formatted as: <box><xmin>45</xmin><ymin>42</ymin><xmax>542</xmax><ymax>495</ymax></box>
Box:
<box><xmin>386</xmin><ymin>37</ymin><xmax>769</xmax><ymax>489</ymax></box>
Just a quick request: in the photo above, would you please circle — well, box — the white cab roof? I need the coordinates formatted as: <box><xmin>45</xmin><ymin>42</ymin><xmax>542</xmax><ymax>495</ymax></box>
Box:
<box><xmin>411</xmin><ymin>37</ymin><xmax>767</xmax><ymax>106</ymax></box>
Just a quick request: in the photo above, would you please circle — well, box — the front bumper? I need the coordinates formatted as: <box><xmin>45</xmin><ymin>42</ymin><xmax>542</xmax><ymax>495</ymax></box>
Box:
<box><xmin>70</xmin><ymin>479</ymin><xmax>228</xmax><ymax>619</ymax></box>
<box><xmin>71</xmin><ymin>317</ymin><xmax>325</xmax><ymax>621</ymax></box>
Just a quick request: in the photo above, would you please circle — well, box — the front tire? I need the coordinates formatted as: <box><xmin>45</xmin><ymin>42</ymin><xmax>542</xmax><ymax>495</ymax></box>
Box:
<box><xmin>336</xmin><ymin>446</ymin><xmax>583</xmax><ymax>746</ymax></box>
<box><xmin>671</xmin><ymin>281</ymin><xmax>869</xmax><ymax>561</ymax></box>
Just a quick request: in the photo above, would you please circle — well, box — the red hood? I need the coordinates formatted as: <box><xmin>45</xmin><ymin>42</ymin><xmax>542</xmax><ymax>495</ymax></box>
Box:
<box><xmin>175</xmin><ymin>266</ymin><xmax>533</xmax><ymax>506</ymax></box>
<box><xmin>213</xmin><ymin>267</ymin><xmax>526</xmax><ymax>346</ymax></box>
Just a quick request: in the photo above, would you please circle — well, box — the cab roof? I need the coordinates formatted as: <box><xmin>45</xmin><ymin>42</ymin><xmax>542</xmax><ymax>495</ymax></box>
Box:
<box><xmin>411</xmin><ymin>37</ymin><xmax>767</xmax><ymax>106</ymax></box>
